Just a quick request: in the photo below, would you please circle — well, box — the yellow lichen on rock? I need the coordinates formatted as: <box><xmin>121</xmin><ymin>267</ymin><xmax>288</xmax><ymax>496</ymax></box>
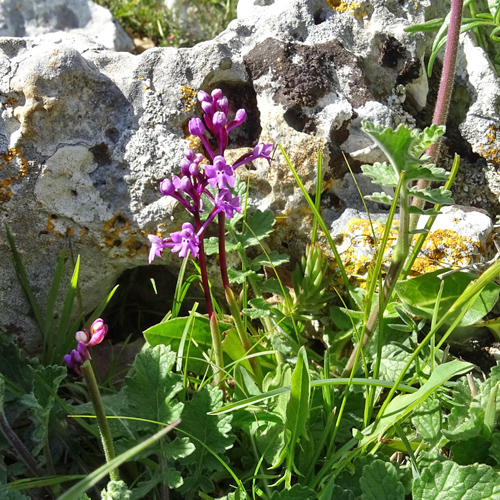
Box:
<box><xmin>475</xmin><ymin>124</ymin><xmax>500</xmax><ymax>168</ymax></box>
<box><xmin>0</xmin><ymin>147</ymin><xmax>29</xmax><ymax>203</ymax></box>
<box><xmin>180</xmin><ymin>86</ymin><xmax>197</xmax><ymax>113</ymax></box>
<box><xmin>326</xmin><ymin>0</ymin><xmax>347</xmax><ymax>12</ymax></box>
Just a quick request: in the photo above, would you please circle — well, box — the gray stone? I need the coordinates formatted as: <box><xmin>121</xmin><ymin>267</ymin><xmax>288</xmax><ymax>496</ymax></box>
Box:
<box><xmin>1</xmin><ymin>0</ymin><xmax>499</xmax><ymax>350</ymax></box>
<box><xmin>0</xmin><ymin>0</ymin><xmax>134</xmax><ymax>52</ymax></box>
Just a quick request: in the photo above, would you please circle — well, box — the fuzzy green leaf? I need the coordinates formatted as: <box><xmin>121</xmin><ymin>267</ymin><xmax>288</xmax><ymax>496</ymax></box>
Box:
<box><xmin>364</xmin><ymin>192</ymin><xmax>394</xmax><ymax>205</ymax></box>
<box><xmin>178</xmin><ymin>386</ymin><xmax>233</xmax><ymax>471</ymax></box>
<box><xmin>361</xmin><ymin>162</ymin><xmax>399</xmax><ymax>186</ymax></box>
<box><xmin>412</xmin><ymin>398</ymin><xmax>442</xmax><ymax>448</ymax></box>
<box><xmin>404</xmin><ymin>164</ymin><xmax>450</xmax><ymax>183</ymax></box>
<box><xmin>101</xmin><ymin>480</ymin><xmax>131</xmax><ymax>500</ymax></box>
<box><xmin>413</xmin><ymin>461</ymin><xmax>500</xmax><ymax>499</ymax></box>
<box><xmin>122</xmin><ymin>345</ymin><xmax>183</xmax><ymax>428</ymax></box>
<box><xmin>360</xmin><ymin>459</ymin><xmax>405</xmax><ymax>500</ymax></box>
<box><xmin>236</xmin><ymin>209</ymin><xmax>276</xmax><ymax>248</ymax></box>
<box><xmin>203</xmin><ymin>237</ymin><xmax>239</xmax><ymax>256</ymax></box>
<box><xmin>270</xmin><ymin>484</ymin><xmax>316</xmax><ymax>499</ymax></box>
<box><xmin>248</xmin><ymin>250</ymin><xmax>290</xmax><ymax>268</ymax></box>
<box><xmin>227</xmin><ymin>268</ymin><xmax>260</xmax><ymax>284</ymax></box>
<box><xmin>408</xmin><ymin>185</ymin><xmax>454</xmax><ymax>204</ymax></box>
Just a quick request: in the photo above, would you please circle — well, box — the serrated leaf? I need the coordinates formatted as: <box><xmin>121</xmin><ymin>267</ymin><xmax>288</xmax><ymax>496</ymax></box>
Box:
<box><xmin>260</xmin><ymin>278</ymin><xmax>287</xmax><ymax>296</ymax></box>
<box><xmin>361</xmin><ymin>163</ymin><xmax>399</xmax><ymax>186</ymax></box>
<box><xmin>408</xmin><ymin>206</ymin><xmax>442</xmax><ymax>216</ymax></box>
<box><xmin>408</xmin><ymin>185</ymin><xmax>454</xmax><ymax>204</ymax></box>
<box><xmin>412</xmin><ymin>398</ymin><xmax>442</xmax><ymax>448</ymax></box>
<box><xmin>360</xmin><ymin>459</ymin><xmax>405</xmax><ymax>500</ymax></box>
<box><xmin>236</xmin><ymin>210</ymin><xmax>275</xmax><ymax>248</ymax></box>
<box><xmin>243</xmin><ymin>298</ymin><xmax>275</xmax><ymax>318</ymax></box>
<box><xmin>101</xmin><ymin>480</ymin><xmax>131</xmax><ymax>500</ymax></box>
<box><xmin>270</xmin><ymin>484</ymin><xmax>316</xmax><ymax>499</ymax></box>
<box><xmin>395</xmin><ymin>270</ymin><xmax>499</xmax><ymax>327</ymax></box>
<box><xmin>248</xmin><ymin>250</ymin><xmax>290</xmax><ymax>268</ymax></box>
<box><xmin>0</xmin><ymin>484</ymin><xmax>30</xmax><ymax>500</ymax></box>
<box><xmin>178</xmin><ymin>386</ymin><xmax>233</xmax><ymax>471</ymax></box>
<box><xmin>404</xmin><ymin>164</ymin><xmax>450</xmax><ymax>183</ymax></box>
<box><xmin>228</xmin><ymin>267</ymin><xmax>259</xmax><ymax>284</ymax></box>
<box><xmin>413</xmin><ymin>461</ymin><xmax>500</xmax><ymax>500</ymax></box>
<box><xmin>204</xmin><ymin>236</ymin><xmax>239</xmax><ymax>256</ymax></box>
<box><xmin>165</xmin><ymin>437</ymin><xmax>195</xmax><ymax>460</ymax></box>
<box><xmin>123</xmin><ymin>345</ymin><xmax>183</xmax><ymax>428</ymax></box>
<box><xmin>364</xmin><ymin>192</ymin><xmax>394</xmax><ymax>205</ymax></box>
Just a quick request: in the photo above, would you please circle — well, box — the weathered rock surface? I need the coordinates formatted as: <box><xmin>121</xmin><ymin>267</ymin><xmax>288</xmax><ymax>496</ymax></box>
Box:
<box><xmin>1</xmin><ymin>0</ymin><xmax>499</xmax><ymax>350</ymax></box>
<box><xmin>0</xmin><ymin>0</ymin><xmax>133</xmax><ymax>52</ymax></box>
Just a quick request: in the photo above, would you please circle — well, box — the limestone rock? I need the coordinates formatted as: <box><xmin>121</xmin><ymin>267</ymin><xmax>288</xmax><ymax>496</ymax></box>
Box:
<box><xmin>1</xmin><ymin>0</ymin><xmax>499</xmax><ymax>349</ymax></box>
<box><xmin>0</xmin><ymin>0</ymin><xmax>134</xmax><ymax>52</ymax></box>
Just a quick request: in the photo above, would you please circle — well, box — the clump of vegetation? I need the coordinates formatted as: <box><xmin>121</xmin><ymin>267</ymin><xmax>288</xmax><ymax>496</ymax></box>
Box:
<box><xmin>95</xmin><ymin>0</ymin><xmax>237</xmax><ymax>48</ymax></box>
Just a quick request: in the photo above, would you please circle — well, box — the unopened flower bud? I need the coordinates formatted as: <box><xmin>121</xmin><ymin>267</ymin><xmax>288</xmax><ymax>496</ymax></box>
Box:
<box><xmin>211</xmin><ymin>88</ymin><xmax>223</xmax><ymax>100</ymax></box>
<box><xmin>194</xmin><ymin>154</ymin><xmax>204</xmax><ymax>164</ymax></box>
<box><xmin>160</xmin><ymin>179</ymin><xmax>175</xmax><ymax>196</ymax></box>
<box><xmin>201</xmin><ymin>101</ymin><xmax>214</xmax><ymax>115</ymax></box>
<box><xmin>197</xmin><ymin>90</ymin><xmax>211</xmax><ymax>102</ymax></box>
<box><xmin>189</xmin><ymin>117</ymin><xmax>205</xmax><ymax>137</ymax></box>
<box><xmin>184</xmin><ymin>147</ymin><xmax>195</xmax><ymax>161</ymax></box>
<box><xmin>75</xmin><ymin>330</ymin><xmax>90</xmax><ymax>343</ymax></box>
<box><xmin>234</xmin><ymin>109</ymin><xmax>247</xmax><ymax>124</ymax></box>
<box><xmin>212</xmin><ymin>111</ymin><xmax>227</xmax><ymax>131</ymax></box>
<box><xmin>217</xmin><ymin>96</ymin><xmax>229</xmax><ymax>114</ymax></box>
<box><xmin>87</xmin><ymin>318</ymin><xmax>108</xmax><ymax>347</ymax></box>
<box><xmin>189</xmin><ymin>163</ymin><xmax>199</xmax><ymax>176</ymax></box>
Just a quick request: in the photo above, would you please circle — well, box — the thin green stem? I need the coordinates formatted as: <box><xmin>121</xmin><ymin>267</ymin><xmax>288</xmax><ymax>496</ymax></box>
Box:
<box><xmin>81</xmin><ymin>360</ymin><xmax>119</xmax><ymax>482</ymax></box>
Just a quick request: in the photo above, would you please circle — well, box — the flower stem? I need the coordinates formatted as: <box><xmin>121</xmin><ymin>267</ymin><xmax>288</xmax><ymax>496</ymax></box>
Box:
<box><xmin>81</xmin><ymin>360</ymin><xmax>120</xmax><ymax>482</ymax></box>
<box><xmin>410</xmin><ymin>0</ymin><xmax>463</xmax><ymax>227</ymax></box>
<box><xmin>195</xmin><ymin>210</ymin><xmax>225</xmax><ymax>387</ymax></box>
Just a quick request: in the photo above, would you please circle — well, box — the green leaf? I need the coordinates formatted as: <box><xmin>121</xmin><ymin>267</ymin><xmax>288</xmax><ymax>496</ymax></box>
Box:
<box><xmin>204</xmin><ymin>236</ymin><xmax>239</xmax><ymax>256</ymax></box>
<box><xmin>56</xmin><ymin>422</ymin><xmax>179</xmax><ymax>500</ymax></box>
<box><xmin>408</xmin><ymin>186</ymin><xmax>454</xmax><ymax>204</ymax></box>
<box><xmin>144</xmin><ymin>315</ymin><xmax>233</xmax><ymax>373</ymax></box>
<box><xmin>248</xmin><ymin>250</ymin><xmax>290</xmax><ymax>268</ymax></box>
<box><xmin>270</xmin><ymin>484</ymin><xmax>316</xmax><ymax>499</ymax></box>
<box><xmin>413</xmin><ymin>461</ymin><xmax>500</xmax><ymax>499</ymax></box>
<box><xmin>404</xmin><ymin>18</ymin><xmax>445</xmax><ymax>33</ymax></box>
<box><xmin>227</xmin><ymin>268</ymin><xmax>260</xmax><ymax>284</ymax></box>
<box><xmin>395</xmin><ymin>270</ymin><xmax>499</xmax><ymax>327</ymax></box>
<box><xmin>362</xmin><ymin>360</ymin><xmax>474</xmax><ymax>447</ymax></box>
<box><xmin>0</xmin><ymin>484</ymin><xmax>30</xmax><ymax>500</ymax></box>
<box><xmin>411</xmin><ymin>398</ymin><xmax>442</xmax><ymax>448</ymax></box>
<box><xmin>101</xmin><ymin>480</ymin><xmax>131</xmax><ymax>500</ymax></box>
<box><xmin>165</xmin><ymin>437</ymin><xmax>195</xmax><ymax>460</ymax></box>
<box><xmin>178</xmin><ymin>386</ymin><xmax>233</xmax><ymax>471</ymax></box>
<box><xmin>364</xmin><ymin>192</ymin><xmax>394</xmax><ymax>205</ymax></box>
<box><xmin>404</xmin><ymin>164</ymin><xmax>449</xmax><ymax>183</ymax></box>
<box><xmin>122</xmin><ymin>345</ymin><xmax>183</xmax><ymax>429</ymax></box>
<box><xmin>360</xmin><ymin>459</ymin><xmax>405</xmax><ymax>500</ymax></box>
<box><xmin>222</xmin><ymin>328</ymin><xmax>254</xmax><ymax>374</ymax></box>
<box><xmin>236</xmin><ymin>210</ymin><xmax>276</xmax><ymax>248</ymax></box>
<box><xmin>361</xmin><ymin>162</ymin><xmax>399</xmax><ymax>186</ymax></box>
<box><xmin>243</xmin><ymin>298</ymin><xmax>276</xmax><ymax>319</ymax></box>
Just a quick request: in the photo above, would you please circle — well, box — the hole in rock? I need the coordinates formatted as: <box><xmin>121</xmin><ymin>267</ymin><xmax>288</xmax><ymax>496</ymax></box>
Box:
<box><xmin>283</xmin><ymin>108</ymin><xmax>308</xmax><ymax>133</ymax></box>
<box><xmin>103</xmin><ymin>265</ymin><xmax>206</xmax><ymax>343</ymax></box>
<box><xmin>187</xmin><ymin>81</ymin><xmax>261</xmax><ymax>151</ymax></box>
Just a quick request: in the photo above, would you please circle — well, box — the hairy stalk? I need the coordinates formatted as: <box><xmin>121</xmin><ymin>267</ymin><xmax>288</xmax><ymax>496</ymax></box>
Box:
<box><xmin>410</xmin><ymin>0</ymin><xmax>463</xmax><ymax>228</ymax></box>
<box><xmin>343</xmin><ymin>174</ymin><xmax>407</xmax><ymax>376</ymax></box>
<box><xmin>195</xmin><ymin>211</ymin><xmax>225</xmax><ymax>388</ymax></box>
<box><xmin>80</xmin><ymin>360</ymin><xmax>119</xmax><ymax>482</ymax></box>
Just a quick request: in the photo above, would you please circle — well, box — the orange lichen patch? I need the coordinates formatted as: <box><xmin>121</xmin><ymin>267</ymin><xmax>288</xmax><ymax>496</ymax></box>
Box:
<box><xmin>327</xmin><ymin>0</ymin><xmax>347</xmax><ymax>12</ymax></box>
<box><xmin>411</xmin><ymin>229</ymin><xmax>483</xmax><ymax>276</ymax></box>
<box><xmin>2</xmin><ymin>97</ymin><xmax>18</xmax><ymax>108</ymax></box>
<box><xmin>103</xmin><ymin>213</ymin><xmax>147</xmax><ymax>257</ymax></box>
<box><xmin>275</xmin><ymin>208</ymin><xmax>292</xmax><ymax>227</ymax></box>
<box><xmin>46</xmin><ymin>215</ymin><xmax>75</xmax><ymax>237</ymax></box>
<box><xmin>348</xmin><ymin>2</ymin><xmax>367</xmax><ymax>19</ymax></box>
<box><xmin>0</xmin><ymin>147</ymin><xmax>29</xmax><ymax>203</ymax></box>
<box><xmin>475</xmin><ymin>125</ymin><xmax>500</xmax><ymax>168</ymax></box>
<box><xmin>180</xmin><ymin>86</ymin><xmax>197</xmax><ymax>113</ymax></box>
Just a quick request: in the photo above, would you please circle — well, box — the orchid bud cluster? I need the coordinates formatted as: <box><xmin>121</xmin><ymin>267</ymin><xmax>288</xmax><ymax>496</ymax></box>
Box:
<box><xmin>148</xmin><ymin>88</ymin><xmax>273</xmax><ymax>264</ymax></box>
<box><xmin>64</xmin><ymin>318</ymin><xmax>108</xmax><ymax>376</ymax></box>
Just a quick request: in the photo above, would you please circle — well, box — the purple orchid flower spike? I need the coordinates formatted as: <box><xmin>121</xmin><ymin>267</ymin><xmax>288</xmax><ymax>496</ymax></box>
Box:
<box><xmin>233</xmin><ymin>142</ymin><xmax>274</xmax><ymax>169</ymax></box>
<box><xmin>170</xmin><ymin>222</ymin><xmax>200</xmax><ymax>258</ymax></box>
<box><xmin>148</xmin><ymin>234</ymin><xmax>170</xmax><ymax>263</ymax></box>
<box><xmin>206</xmin><ymin>156</ymin><xmax>235</xmax><ymax>189</ymax></box>
<box><xmin>215</xmin><ymin>188</ymin><xmax>241</xmax><ymax>219</ymax></box>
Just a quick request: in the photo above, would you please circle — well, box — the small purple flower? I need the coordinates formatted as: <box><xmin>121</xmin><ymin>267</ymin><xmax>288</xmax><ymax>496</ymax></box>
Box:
<box><xmin>170</xmin><ymin>222</ymin><xmax>200</xmax><ymax>258</ymax></box>
<box><xmin>87</xmin><ymin>318</ymin><xmax>108</xmax><ymax>346</ymax></box>
<box><xmin>189</xmin><ymin>117</ymin><xmax>205</xmax><ymax>137</ymax></box>
<box><xmin>205</xmin><ymin>156</ymin><xmax>235</xmax><ymax>189</ymax></box>
<box><xmin>172</xmin><ymin>175</ymin><xmax>192</xmax><ymax>193</ymax></box>
<box><xmin>215</xmin><ymin>188</ymin><xmax>241</xmax><ymax>219</ymax></box>
<box><xmin>253</xmin><ymin>142</ymin><xmax>274</xmax><ymax>161</ymax></box>
<box><xmin>148</xmin><ymin>234</ymin><xmax>170</xmax><ymax>263</ymax></box>
<box><xmin>64</xmin><ymin>341</ymin><xmax>91</xmax><ymax>376</ymax></box>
